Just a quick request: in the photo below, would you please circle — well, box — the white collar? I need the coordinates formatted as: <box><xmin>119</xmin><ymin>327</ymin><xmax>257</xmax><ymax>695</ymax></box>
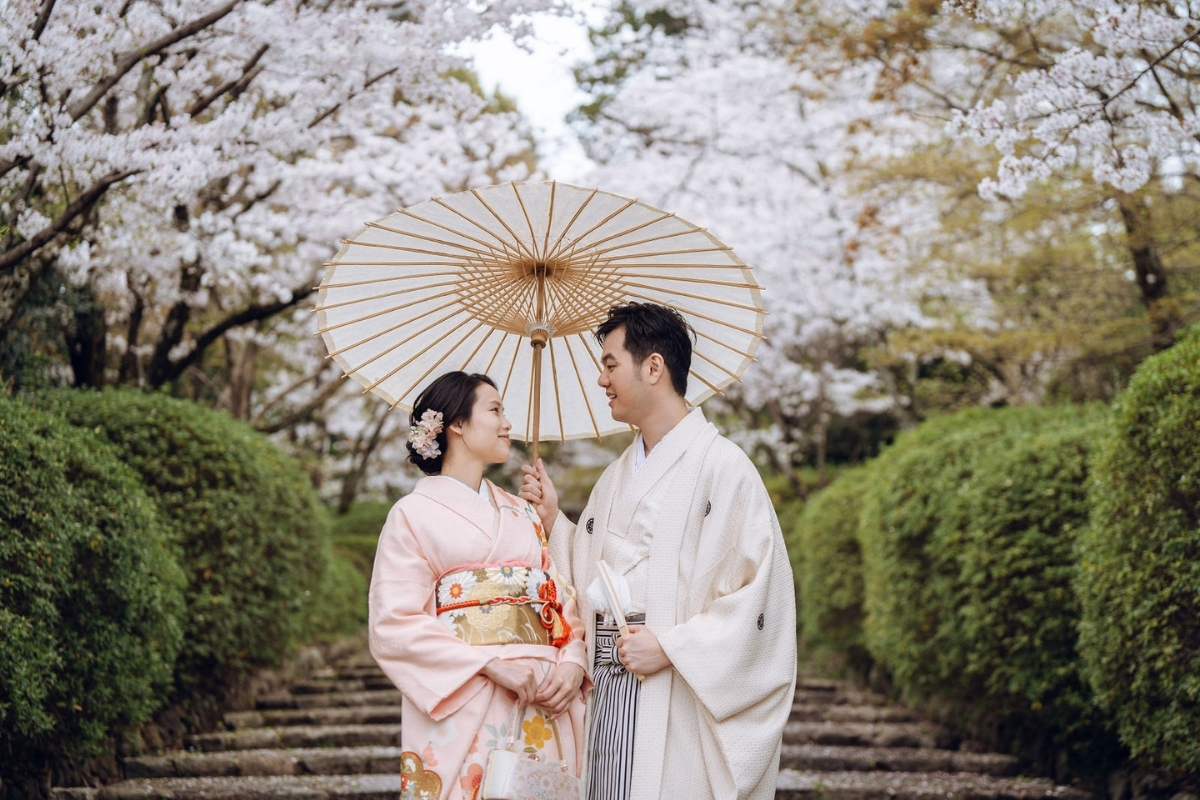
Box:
<box><xmin>632</xmin><ymin>407</ymin><xmax>700</xmax><ymax>473</ymax></box>
<box><xmin>438</xmin><ymin>475</ymin><xmax>493</xmax><ymax>507</ymax></box>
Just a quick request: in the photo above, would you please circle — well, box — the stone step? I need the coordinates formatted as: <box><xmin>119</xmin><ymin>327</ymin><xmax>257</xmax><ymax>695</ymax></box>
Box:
<box><xmin>289</xmin><ymin>679</ymin><xmax>366</xmax><ymax>695</ymax></box>
<box><xmin>53</xmin><ymin>774</ymin><xmax>399</xmax><ymax>800</ymax></box>
<box><xmin>783</xmin><ymin>721</ymin><xmax>957</xmax><ymax>750</ymax></box>
<box><xmin>188</xmin><ymin>724</ymin><xmax>402</xmax><ymax>752</ymax></box>
<box><xmin>779</xmin><ymin>744</ymin><xmax>1018</xmax><ymax>776</ymax></box>
<box><xmin>257</xmin><ymin>690</ymin><xmax>402</xmax><ymax>710</ymax></box>
<box><xmin>123</xmin><ymin>747</ymin><xmax>401</xmax><ymax>779</ymax></box>
<box><xmin>774</xmin><ymin>769</ymin><xmax>1089</xmax><ymax>800</ymax></box>
<box><xmin>224</xmin><ymin>706</ymin><xmax>403</xmax><ymax>730</ymax></box>
<box><xmin>790</xmin><ymin>704</ymin><xmax>919</xmax><ymax>723</ymax></box>
<box><xmin>335</xmin><ymin>666</ymin><xmax>386</xmax><ymax>681</ymax></box>
<box><xmin>53</xmin><ymin>769</ymin><xmax>1089</xmax><ymax>800</ymax></box>
<box><xmin>794</xmin><ymin>687</ymin><xmax>889</xmax><ymax>708</ymax></box>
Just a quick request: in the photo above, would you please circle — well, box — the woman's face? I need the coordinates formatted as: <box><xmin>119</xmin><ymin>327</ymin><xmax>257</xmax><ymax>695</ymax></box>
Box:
<box><xmin>450</xmin><ymin>383</ymin><xmax>512</xmax><ymax>465</ymax></box>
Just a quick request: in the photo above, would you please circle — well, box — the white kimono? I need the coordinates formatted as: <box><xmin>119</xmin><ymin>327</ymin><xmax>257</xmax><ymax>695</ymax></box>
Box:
<box><xmin>549</xmin><ymin>409</ymin><xmax>797</xmax><ymax>800</ymax></box>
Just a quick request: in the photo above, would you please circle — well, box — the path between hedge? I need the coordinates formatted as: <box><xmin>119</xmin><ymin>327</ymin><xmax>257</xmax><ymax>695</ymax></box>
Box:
<box><xmin>52</xmin><ymin>649</ymin><xmax>1091</xmax><ymax>800</ymax></box>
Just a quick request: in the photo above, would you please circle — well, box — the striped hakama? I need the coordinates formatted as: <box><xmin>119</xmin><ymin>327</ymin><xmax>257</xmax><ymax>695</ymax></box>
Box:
<box><xmin>588</xmin><ymin>615</ymin><xmax>644</xmax><ymax>800</ymax></box>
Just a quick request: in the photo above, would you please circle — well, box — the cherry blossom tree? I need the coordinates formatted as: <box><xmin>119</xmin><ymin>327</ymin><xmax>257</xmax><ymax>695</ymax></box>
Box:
<box><xmin>572</xmin><ymin>0</ymin><xmax>934</xmax><ymax>487</ymax></box>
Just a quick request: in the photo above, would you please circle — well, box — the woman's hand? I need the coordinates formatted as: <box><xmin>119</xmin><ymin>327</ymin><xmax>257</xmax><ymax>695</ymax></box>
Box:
<box><xmin>482</xmin><ymin>658</ymin><xmax>540</xmax><ymax>706</ymax></box>
<box><xmin>519</xmin><ymin>458</ymin><xmax>559</xmax><ymax>529</ymax></box>
<box><xmin>533</xmin><ymin>662</ymin><xmax>585</xmax><ymax>718</ymax></box>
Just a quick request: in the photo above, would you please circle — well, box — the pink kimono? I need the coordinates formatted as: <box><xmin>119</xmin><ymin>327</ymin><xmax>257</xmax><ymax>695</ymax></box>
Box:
<box><xmin>369</xmin><ymin>476</ymin><xmax>589</xmax><ymax>800</ymax></box>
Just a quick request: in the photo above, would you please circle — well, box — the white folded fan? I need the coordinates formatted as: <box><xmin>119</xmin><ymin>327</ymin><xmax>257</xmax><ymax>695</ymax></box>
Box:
<box><xmin>596</xmin><ymin>559</ymin><xmax>644</xmax><ymax>682</ymax></box>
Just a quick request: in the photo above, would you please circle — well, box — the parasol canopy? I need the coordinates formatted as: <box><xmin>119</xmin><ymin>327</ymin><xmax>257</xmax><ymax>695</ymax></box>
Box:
<box><xmin>315</xmin><ymin>181</ymin><xmax>765</xmax><ymax>455</ymax></box>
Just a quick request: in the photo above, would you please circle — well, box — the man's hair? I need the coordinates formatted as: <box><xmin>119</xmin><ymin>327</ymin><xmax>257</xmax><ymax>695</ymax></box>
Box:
<box><xmin>595</xmin><ymin>302</ymin><xmax>695</xmax><ymax>397</ymax></box>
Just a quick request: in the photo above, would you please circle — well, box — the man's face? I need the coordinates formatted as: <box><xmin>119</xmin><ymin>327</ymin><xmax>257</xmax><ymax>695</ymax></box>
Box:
<box><xmin>598</xmin><ymin>326</ymin><xmax>650</xmax><ymax>425</ymax></box>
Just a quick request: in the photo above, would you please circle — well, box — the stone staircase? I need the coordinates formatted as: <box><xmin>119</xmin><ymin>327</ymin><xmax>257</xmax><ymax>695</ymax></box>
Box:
<box><xmin>52</xmin><ymin>656</ymin><xmax>1091</xmax><ymax>799</ymax></box>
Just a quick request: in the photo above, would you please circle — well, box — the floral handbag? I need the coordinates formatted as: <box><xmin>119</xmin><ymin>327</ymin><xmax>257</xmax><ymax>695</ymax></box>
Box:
<box><xmin>481</xmin><ymin>706</ymin><xmax>581</xmax><ymax>800</ymax></box>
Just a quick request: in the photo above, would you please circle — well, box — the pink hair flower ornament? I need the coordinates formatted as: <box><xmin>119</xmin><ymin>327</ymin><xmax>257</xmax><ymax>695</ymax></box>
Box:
<box><xmin>408</xmin><ymin>410</ymin><xmax>444</xmax><ymax>459</ymax></box>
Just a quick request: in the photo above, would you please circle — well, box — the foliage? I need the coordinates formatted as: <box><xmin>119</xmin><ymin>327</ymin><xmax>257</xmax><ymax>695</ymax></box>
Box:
<box><xmin>0</xmin><ymin>396</ymin><xmax>184</xmax><ymax>776</ymax></box>
<box><xmin>330</xmin><ymin>500</ymin><xmax>393</xmax><ymax>578</ymax></box>
<box><xmin>300</xmin><ymin>547</ymin><xmax>369</xmax><ymax>643</ymax></box>
<box><xmin>794</xmin><ymin>465</ymin><xmax>873</xmax><ymax>677</ymax></box>
<box><xmin>858</xmin><ymin>404</ymin><xmax>1119</xmax><ymax>769</ymax></box>
<box><xmin>43</xmin><ymin>389</ymin><xmax>327</xmax><ymax>692</ymax></box>
<box><xmin>1078</xmin><ymin>326</ymin><xmax>1200</xmax><ymax>771</ymax></box>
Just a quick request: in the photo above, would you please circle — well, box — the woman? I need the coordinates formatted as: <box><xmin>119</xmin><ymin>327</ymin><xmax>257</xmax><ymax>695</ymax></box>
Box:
<box><xmin>369</xmin><ymin>371</ymin><xmax>588</xmax><ymax>800</ymax></box>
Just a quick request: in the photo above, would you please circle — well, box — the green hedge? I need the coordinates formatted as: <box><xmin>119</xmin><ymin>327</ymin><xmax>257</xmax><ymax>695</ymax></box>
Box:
<box><xmin>858</xmin><ymin>405</ymin><xmax>1116</xmax><ymax>764</ymax></box>
<box><xmin>45</xmin><ymin>390</ymin><xmax>328</xmax><ymax>691</ymax></box>
<box><xmin>0</xmin><ymin>398</ymin><xmax>184</xmax><ymax>775</ymax></box>
<box><xmin>331</xmin><ymin>501</ymin><xmax>391</xmax><ymax>578</ymax></box>
<box><xmin>301</xmin><ymin>548</ymin><xmax>370</xmax><ymax>642</ymax></box>
<box><xmin>1079</xmin><ymin>327</ymin><xmax>1200</xmax><ymax>771</ymax></box>
<box><xmin>794</xmin><ymin>464</ymin><xmax>872</xmax><ymax>677</ymax></box>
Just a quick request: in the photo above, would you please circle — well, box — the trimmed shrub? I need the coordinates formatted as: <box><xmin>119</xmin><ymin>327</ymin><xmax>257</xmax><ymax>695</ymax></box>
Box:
<box><xmin>44</xmin><ymin>389</ymin><xmax>327</xmax><ymax>691</ymax></box>
<box><xmin>331</xmin><ymin>500</ymin><xmax>392</xmax><ymax>578</ymax></box>
<box><xmin>1079</xmin><ymin>327</ymin><xmax>1200</xmax><ymax>771</ymax></box>
<box><xmin>0</xmin><ymin>397</ymin><xmax>184</xmax><ymax>777</ymax></box>
<box><xmin>301</xmin><ymin>548</ymin><xmax>370</xmax><ymax>641</ymax></box>
<box><xmin>795</xmin><ymin>464</ymin><xmax>872</xmax><ymax>676</ymax></box>
<box><xmin>859</xmin><ymin>405</ymin><xmax>1117</xmax><ymax>766</ymax></box>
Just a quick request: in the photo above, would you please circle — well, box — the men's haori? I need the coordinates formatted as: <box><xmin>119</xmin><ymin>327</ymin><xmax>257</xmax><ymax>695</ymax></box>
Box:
<box><xmin>549</xmin><ymin>408</ymin><xmax>798</xmax><ymax>800</ymax></box>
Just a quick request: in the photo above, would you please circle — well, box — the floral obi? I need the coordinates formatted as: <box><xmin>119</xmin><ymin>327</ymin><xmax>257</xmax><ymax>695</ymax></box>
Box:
<box><xmin>436</xmin><ymin>563</ymin><xmax>572</xmax><ymax>648</ymax></box>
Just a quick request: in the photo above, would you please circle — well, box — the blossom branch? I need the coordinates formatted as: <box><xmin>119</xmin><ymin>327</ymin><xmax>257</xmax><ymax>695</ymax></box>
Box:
<box><xmin>65</xmin><ymin>0</ymin><xmax>244</xmax><ymax>122</ymax></box>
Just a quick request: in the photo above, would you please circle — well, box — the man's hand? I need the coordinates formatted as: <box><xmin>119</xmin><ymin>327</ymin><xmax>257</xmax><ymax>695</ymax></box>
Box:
<box><xmin>617</xmin><ymin>626</ymin><xmax>671</xmax><ymax>677</ymax></box>
<box><xmin>533</xmin><ymin>662</ymin><xmax>585</xmax><ymax>717</ymax></box>
<box><xmin>519</xmin><ymin>458</ymin><xmax>559</xmax><ymax>529</ymax></box>
<box><xmin>482</xmin><ymin>658</ymin><xmax>540</xmax><ymax>705</ymax></box>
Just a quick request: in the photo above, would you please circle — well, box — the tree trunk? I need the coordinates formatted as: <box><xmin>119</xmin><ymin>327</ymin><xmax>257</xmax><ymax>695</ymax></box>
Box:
<box><xmin>1117</xmin><ymin>193</ymin><xmax>1179</xmax><ymax>351</ymax></box>
<box><xmin>220</xmin><ymin>336</ymin><xmax>259</xmax><ymax>420</ymax></box>
<box><xmin>65</xmin><ymin>290</ymin><xmax>108</xmax><ymax>389</ymax></box>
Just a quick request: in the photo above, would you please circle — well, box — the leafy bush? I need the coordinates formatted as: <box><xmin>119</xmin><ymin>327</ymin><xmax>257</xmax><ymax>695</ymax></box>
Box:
<box><xmin>858</xmin><ymin>405</ymin><xmax>1116</xmax><ymax>765</ymax></box>
<box><xmin>0</xmin><ymin>397</ymin><xmax>184</xmax><ymax>776</ymax></box>
<box><xmin>794</xmin><ymin>465</ymin><xmax>872</xmax><ymax>676</ymax></box>
<box><xmin>301</xmin><ymin>548</ymin><xmax>370</xmax><ymax>641</ymax></box>
<box><xmin>1079</xmin><ymin>327</ymin><xmax>1200</xmax><ymax>771</ymax></box>
<box><xmin>331</xmin><ymin>500</ymin><xmax>391</xmax><ymax>577</ymax></box>
<box><xmin>45</xmin><ymin>389</ymin><xmax>327</xmax><ymax>691</ymax></box>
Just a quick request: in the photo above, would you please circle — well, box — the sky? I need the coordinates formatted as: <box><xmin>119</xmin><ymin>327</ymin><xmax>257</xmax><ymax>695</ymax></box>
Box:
<box><xmin>462</xmin><ymin>3</ymin><xmax>609</xmax><ymax>182</ymax></box>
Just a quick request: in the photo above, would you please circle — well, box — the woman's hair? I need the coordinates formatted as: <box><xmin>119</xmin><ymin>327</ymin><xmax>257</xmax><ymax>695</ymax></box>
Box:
<box><xmin>407</xmin><ymin>372</ymin><xmax>497</xmax><ymax>476</ymax></box>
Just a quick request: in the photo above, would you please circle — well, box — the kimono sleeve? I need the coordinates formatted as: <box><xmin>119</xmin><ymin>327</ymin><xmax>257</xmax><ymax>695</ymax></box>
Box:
<box><xmin>368</xmin><ymin>503</ymin><xmax>493</xmax><ymax>720</ymax></box>
<box><xmin>657</xmin><ymin>461</ymin><xmax>798</xmax><ymax>724</ymax></box>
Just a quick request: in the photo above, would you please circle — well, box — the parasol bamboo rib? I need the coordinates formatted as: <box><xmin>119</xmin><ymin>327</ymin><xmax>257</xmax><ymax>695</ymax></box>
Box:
<box><xmin>318</xmin><ymin>271</ymin><xmax>461</xmax><ymax>290</ymax></box>
<box><xmin>366</xmin><ymin>221</ymin><xmax>502</xmax><ymax>259</ymax></box>
<box><xmin>343</xmin><ymin>305</ymin><xmax>465</xmax><ymax>379</ymax></box>
<box><xmin>337</xmin><ymin>238</ymin><xmax>518</xmax><ymax>267</ymax></box>
<box><xmin>688</xmin><ymin>367</ymin><xmax>724</xmax><ymax>397</ymax></box>
<box><xmin>483</xmin><ymin>331</ymin><xmax>512</xmax><ymax>375</ymax></box>
<box><xmin>619</xmin><ymin>273</ymin><xmax>763</xmax><ymax>289</ymax></box>
<box><xmin>548</xmin><ymin>338</ymin><xmax>565</xmax><ymax>442</ymax></box>
<box><xmin>563</xmin><ymin>336</ymin><xmax>601</xmax><ymax>439</ymax></box>
<box><xmin>499</xmin><ymin>336</ymin><xmax>522</xmax><ymax>402</ymax></box>
<box><xmin>693</xmin><ymin>347</ymin><xmax>745</xmax><ymax>382</ymax></box>
<box><xmin>323</xmin><ymin>260</ymin><xmax>464</xmax><ymax>268</ymax></box>
<box><xmin>563</xmin><ymin>245</ymin><xmax>734</xmax><ymax>265</ymax></box>
<box><xmin>318</xmin><ymin>291</ymin><xmax>460</xmax><ymax>339</ymax></box>
<box><xmin>623</xmin><ymin>282</ymin><xmax>764</xmax><ymax>313</ymax></box>
<box><xmin>383</xmin><ymin>321</ymin><xmax>488</xmax><ymax>408</ymax></box>
<box><xmin>316</xmin><ymin>279</ymin><xmax>459</xmax><ymax>312</ymax></box>
<box><xmin>512</xmin><ymin>182</ymin><xmax>542</xmax><ymax>262</ymax></box>
<box><xmin>556</xmin><ymin>198</ymin><xmax>639</xmax><ymax>261</ymax></box>
<box><xmin>622</xmin><ymin>293</ymin><xmax>766</xmax><ymax>338</ymax></box>
<box><xmin>398</xmin><ymin>208</ymin><xmax>516</xmax><ymax>254</ymax></box>
<box><xmin>471</xmin><ymin>188</ymin><xmax>538</xmax><ymax>263</ymax></box>
<box><xmin>563</xmin><ymin>211</ymin><xmax>675</xmax><ymax>254</ymax></box>
<box><xmin>694</xmin><ymin>328</ymin><xmax>759</xmax><ymax>360</ymax></box>
<box><xmin>542</xmin><ymin>182</ymin><xmax>556</xmax><ymax>260</ymax></box>
<box><xmin>432</xmin><ymin>197</ymin><xmax>524</xmax><ymax>255</ymax></box>
<box><xmin>545</xmin><ymin>187</ymin><xmax>601</xmax><ymax>257</ymax></box>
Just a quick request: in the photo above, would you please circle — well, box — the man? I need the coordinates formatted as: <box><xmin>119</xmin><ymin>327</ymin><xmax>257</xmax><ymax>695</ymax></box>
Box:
<box><xmin>520</xmin><ymin>302</ymin><xmax>796</xmax><ymax>800</ymax></box>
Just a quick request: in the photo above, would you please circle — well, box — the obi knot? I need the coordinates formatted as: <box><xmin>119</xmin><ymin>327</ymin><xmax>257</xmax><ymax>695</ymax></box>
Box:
<box><xmin>537</xmin><ymin>579</ymin><xmax>572</xmax><ymax>648</ymax></box>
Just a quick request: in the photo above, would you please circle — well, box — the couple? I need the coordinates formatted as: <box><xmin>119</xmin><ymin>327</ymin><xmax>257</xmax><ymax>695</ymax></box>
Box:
<box><xmin>369</xmin><ymin>303</ymin><xmax>797</xmax><ymax>800</ymax></box>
